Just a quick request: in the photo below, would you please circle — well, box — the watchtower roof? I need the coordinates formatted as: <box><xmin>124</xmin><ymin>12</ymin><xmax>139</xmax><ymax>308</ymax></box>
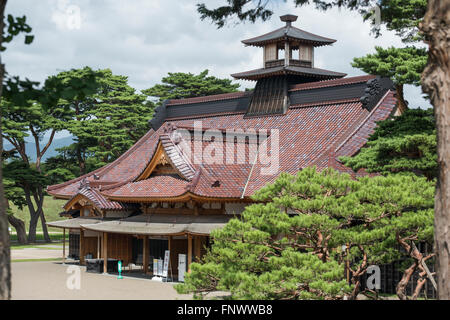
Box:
<box><xmin>242</xmin><ymin>15</ymin><xmax>336</xmax><ymax>47</ymax></box>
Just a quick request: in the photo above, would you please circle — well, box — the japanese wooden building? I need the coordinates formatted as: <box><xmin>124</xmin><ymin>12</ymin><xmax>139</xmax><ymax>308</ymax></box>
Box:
<box><xmin>47</xmin><ymin>15</ymin><xmax>398</xmax><ymax>280</ymax></box>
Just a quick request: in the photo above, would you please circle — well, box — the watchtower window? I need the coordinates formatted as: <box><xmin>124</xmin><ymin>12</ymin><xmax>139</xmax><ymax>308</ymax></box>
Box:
<box><xmin>277</xmin><ymin>48</ymin><xmax>285</xmax><ymax>60</ymax></box>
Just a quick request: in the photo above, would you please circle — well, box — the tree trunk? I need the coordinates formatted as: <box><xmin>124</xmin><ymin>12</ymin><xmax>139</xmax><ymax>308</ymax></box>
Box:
<box><xmin>412</xmin><ymin>272</ymin><xmax>427</xmax><ymax>300</ymax></box>
<box><xmin>394</xmin><ymin>84</ymin><xmax>408</xmax><ymax>116</ymax></box>
<box><xmin>39</xmin><ymin>210</ymin><xmax>51</xmax><ymax>243</ymax></box>
<box><xmin>32</xmin><ymin>130</ymin><xmax>53</xmax><ymax>243</ymax></box>
<box><xmin>396</xmin><ymin>262</ymin><xmax>417</xmax><ymax>300</ymax></box>
<box><xmin>27</xmin><ymin>213</ymin><xmax>39</xmax><ymax>243</ymax></box>
<box><xmin>396</xmin><ymin>236</ymin><xmax>432</xmax><ymax>299</ymax></box>
<box><xmin>24</xmin><ymin>188</ymin><xmax>39</xmax><ymax>243</ymax></box>
<box><xmin>35</xmin><ymin>187</ymin><xmax>50</xmax><ymax>242</ymax></box>
<box><xmin>77</xmin><ymin>147</ymin><xmax>86</xmax><ymax>175</ymax></box>
<box><xmin>420</xmin><ymin>0</ymin><xmax>450</xmax><ymax>300</ymax></box>
<box><xmin>0</xmin><ymin>0</ymin><xmax>11</xmax><ymax>300</ymax></box>
<box><xmin>5</xmin><ymin>199</ymin><xmax>27</xmax><ymax>244</ymax></box>
<box><xmin>7</xmin><ymin>215</ymin><xmax>27</xmax><ymax>245</ymax></box>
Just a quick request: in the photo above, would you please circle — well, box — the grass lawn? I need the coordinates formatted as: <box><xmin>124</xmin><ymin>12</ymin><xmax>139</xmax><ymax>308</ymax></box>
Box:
<box><xmin>12</xmin><ymin>258</ymin><xmax>63</xmax><ymax>263</ymax></box>
<box><xmin>8</xmin><ymin>196</ymin><xmax>69</xmax><ymax>243</ymax></box>
<box><xmin>8</xmin><ymin>195</ymin><xmax>67</xmax><ymax>233</ymax></box>
<box><xmin>11</xmin><ymin>245</ymin><xmax>63</xmax><ymax>250</ymax></box>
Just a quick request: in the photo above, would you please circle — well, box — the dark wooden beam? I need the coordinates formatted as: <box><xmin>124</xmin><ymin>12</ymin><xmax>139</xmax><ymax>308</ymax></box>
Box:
<box><xmin>143</xmin><ymin>235</ymin><xmax>149</xmax><ymax>274</ymax></box>
<box><xmin>79</xmin><ymin>229</ymin><xmax>85</xmax><ymax>265</ymax></box>
<box><xmin>103</xmin><ymin>232</ymin><xmax>108</xmax><ymax>273</ymax></box>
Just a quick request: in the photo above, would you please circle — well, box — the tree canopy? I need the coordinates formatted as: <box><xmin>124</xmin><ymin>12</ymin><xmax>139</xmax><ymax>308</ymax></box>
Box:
<box><xmin>142</xmin><ymin>69</ymin><xmax>239</xmax><ymax>105</ymax></box>
<box><xmin>1</xmin><ymin>67</ymin><xmax>100</xmax><ymax>243</ymax></box>
<box><xmin>1</xmin><ymin>0</ymin><xmax>36</xmax><ymax>299</ymax></box>
<box><xmin>43</xmin><ymin>68</ymin><xmax>154</xmax><ymax>173</ymax></box>
<box><xmin>79</xmin><ymin>69</ymin><xmax>153</xmax><ymax>167</ymax></box>
<box><xmin>340</xmin><ymin>108</ymin><xmax>437</xmax><ymax>180</ymax></box>
<box><xmin>177</xmin><ymin>167</ymin><xmax>435</xmax><ymax>300</ymax></box>
<box><xmin>197</xmin><ymin>0</ymin><xmax>426</xmax><ymax>43</ymax></box>
<box><xmin>352</xmin><ymin>46</ymin><xmax>428</xmax><ymax>112</ymax></box>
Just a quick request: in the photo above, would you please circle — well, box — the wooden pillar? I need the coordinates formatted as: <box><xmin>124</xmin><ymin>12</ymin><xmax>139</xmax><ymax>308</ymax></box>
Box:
<box><xmin>62</xmin><ymin>228</ymin><xmax>66</xmax><ymax>264</ymax></box>
<box><xmin>194</xmin><ymin>202</ymin><xmax>199</xmax><ymax>216</ymax></box>
<box><xmin>143</xmin><ymin>235</ymin><xmax>149</xmax><ymax>274</ymax></box>
<box><xmin>194</xmin><ymin>236</ymin><xmax>201</xmax><ymax>261</ymax></box>
<box><xmin>103</xmin><ymin>232</ymin><xmax>108</xmax><ymax>273</ymax></box>
<box><xmin>284</xmin><ymin>41</ymin><xmax>290</xmax><ymax>66</ymax></box>
<box><xmin>168</xmin><ymin>236</ymin><xmax>172</xmax><ymax>276</ymax></box>
<box><xmin>187</xmin><ymin>234</ymin><xmax>192</xmax><ymax>273</ymax></box>
<box><xmin>79</xmin><ymin>229</ymin><xmax>85</xmax><ymax>265</ymax></box>
<box><xmin>97</xmin><ymin>233</ymin><xmax>100</xmax><ymax>259</ymax></box>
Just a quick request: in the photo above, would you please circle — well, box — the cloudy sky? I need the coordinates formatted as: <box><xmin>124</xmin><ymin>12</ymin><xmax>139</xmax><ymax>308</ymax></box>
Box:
<box><xmin>5</xmin><ymin>0</ymin><xmax>429</xmax><ymax>124</ymax></box>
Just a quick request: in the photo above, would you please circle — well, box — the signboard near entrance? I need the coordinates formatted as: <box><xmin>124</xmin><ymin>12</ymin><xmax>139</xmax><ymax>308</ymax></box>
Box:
<box><xmin>153</xmin><ymin>259</ymin><xmax>158</xmax><ymax>275</ymax></box>
<box><xmin>162</xmin><ymin>250</ymin><xmax>170</xmax><ymax>278</ymax></box>
<box><xmin>178</xmin><ymin>254</ymin><xmax>186</xmax><ymax>282</ymax></box>
<box><xmin>157</xmin><ymin>259</ymin><xmax>163</xmax><ymax>276</ymax></box>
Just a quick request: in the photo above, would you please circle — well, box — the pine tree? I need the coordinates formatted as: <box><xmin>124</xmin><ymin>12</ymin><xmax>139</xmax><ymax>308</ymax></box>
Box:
<box><xmin>2</xmin><ymin>69</ymin><xmax>99</xmax><ymax>243</ymax></box>
<box><xmin>53</xmin><ymin>68</ymin><xmax>154</xmax><ymax>169</ymax></box>
<box><xmin>352</xmin><ymin>46</ymin><xmax>428</xmax><ymax>114</ymax></box>
<box><xmin>340</xmin><ymin>109</ymin><xmax>437</xmax><ymax>180</ymax></box>
<box><xmin>177</xmin><ymin>168</ymin><xmax>434</xmax><ymax>300</ymax></box>
<box><xmin>86</xmin><ymin>70</ymin><xmax>153</xmax><ymax>167</ymax></box>
<box><xmin>197</xmin><ymin>0</ymin><xmax>427</xmax><ymax>43</ymax></box>
<box><xmin>420</xmin><ymin>0</ymin><xmax>450</xmax><ymax>299</ymax></box>
<box><xmin>0</xmin><ymin>0</ymin><xmax>34</xmax><ymax>299</ymax></box>
<box><xmin>142</xmin><ymin>69</ymin><xmax>239</xmax><ymax>105</ymax></box>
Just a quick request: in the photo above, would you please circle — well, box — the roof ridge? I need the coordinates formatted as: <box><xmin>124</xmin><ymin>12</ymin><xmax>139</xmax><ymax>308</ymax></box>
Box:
<box><xmin>290</xmin><ymin>98</ymin><xmax>361</xmax><ymax>109</ymax></box>
<box><xmin>289</xmin><ymin>26</ymin><xmax>336</xmax><ymax>42</ymax></box>
<box><xmin>65</xmin><ymin>186</ymin><xmax>131</xmax><ymax>210</ymax></box>
<box><xmin>167</xmin><ymin>91</ymin><xmax>251</xmax><ymax>106</ymax></box>
<box><xmin>241</xmin><ymin>25</ymin><xmax>336</xmax><ymax>46</ymax></box>
<box><xmin>160</xmin><ymin>132</ymin><xmax>196</xmax><ymax>180</ymax></box>
<box><xmin>241</xmin><ymin>26</ymin><xmax>285</xmax><ymax>43</ymax></box>
<box><xmin>47</xmin><ymin>128</ymin><xmax>156</xmax><ymax>193</ymax></box>
<box><xmin>289</xmin><ymin>75</ymin><xmax>376</xmax><ymax>92</ymax></box>
<box><xmin>166</xmin><ymin>110</ymin><xmax>246</xmax><ymax>122</ymax></box>
<box><xmin>97</xmin><ymin>130</ymin><xmax>164</xmax><ymax>193</ymax></box>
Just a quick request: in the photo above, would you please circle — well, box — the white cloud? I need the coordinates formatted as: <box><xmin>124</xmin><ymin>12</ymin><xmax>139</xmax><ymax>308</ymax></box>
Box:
<box><xmin>4</xmin><ymin>0</ymin><xmax>429</xmax><ymax>109</ymax></box>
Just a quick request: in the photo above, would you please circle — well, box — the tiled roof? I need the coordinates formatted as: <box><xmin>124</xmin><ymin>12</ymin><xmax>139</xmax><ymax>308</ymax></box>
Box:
<box><xmin>47</xmin><ymin>76</ymin><xmax>397</xmax><ymax>202</ymax></box>
<box><xmin>289</xmin><ymin>75</ymin><xmax>376</xmax><ymax>92</ymax></box>
<box><xmin>103</xmin><ymin>174</ymin><xmax>189</xmax><ymax>199</ymax></box>
<box><xmin>231</xmin><ymin>65</ymin><xmax>346</xmax><ymax>81</ymax></box>
<box><xmin>81</xmin><ymin>214</ymin><xmax>232</xmax><ymax>236</ymax></box>
<box><xmin>160</xmin><ymin>132</ymin><xmax>195</xmax><ymax>180</ymax></box>
<box><xmin>64</xmin><ymin>183</ymin><xmax>135</xmax><ymax>211</ymax></box>
<box><xmin>167</xmin><ymin>91</ymin><xmax>251</xmax><ymax>106</ymax></box>
<box><xmin>77</xmin><ymin>187</ymin><xmax>133</xmax><ymax>210</ymax></box>
<box><xmin>47</xmin><ymin>128</ymin><xmax>157</xmax><ymax>198</ymax></box>
<box><xmin>241</xmin><ymin>26</ymin><xmax>336</xmax><ymax>47</ymax></box>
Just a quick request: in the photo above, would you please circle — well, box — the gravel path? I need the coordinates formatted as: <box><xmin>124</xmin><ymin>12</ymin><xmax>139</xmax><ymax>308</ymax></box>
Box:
<box><xmin>11</xmin><ymin>261</ymin><xmax>192</xmax><ymax>300</ymax></box>
<box><xmin>11</xmin><ymin>248</ymin><xmax>63</xmax><ymax>260</ymax></box>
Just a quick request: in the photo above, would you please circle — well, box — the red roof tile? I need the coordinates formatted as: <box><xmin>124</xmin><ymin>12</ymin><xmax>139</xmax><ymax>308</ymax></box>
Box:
<box><xmin>47</xmin><ymin>79</ymin><xmax>397</xmax><ymax>202</ymax></box>
<box><xmin>104</xmin><ymin>175</ymin><xmax>189</xmax><ymax>199</ymax></box>
<box><xmin>75</xmin><ymin>187</ymin><xmax>133</xmax><ymax>210</ymax></box>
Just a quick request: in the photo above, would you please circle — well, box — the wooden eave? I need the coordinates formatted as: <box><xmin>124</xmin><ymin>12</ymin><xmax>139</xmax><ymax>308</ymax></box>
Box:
<box><xmin>136</xmin><ymin>141</ymin><xmax>167</xmax><ymax>181</ymax></box>
<box><xmin>104</xmin><ymin>191</ymin><xmax>253</xmax><ymax>204</ymax></box>
<box><xmin>136</xmin><ymin>139</ymin><xmax>194</xmax><ymax>181</ymax></box>
<box><xmin>63</xmin><ymin>193</ymin><xmax>94</xmax><ymax>211</ymax></box>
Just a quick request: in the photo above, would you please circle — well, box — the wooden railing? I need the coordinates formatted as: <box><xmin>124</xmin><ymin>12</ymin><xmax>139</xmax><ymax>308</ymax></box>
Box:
<box><xmin>265</xmin><ymin>59</ymin><xmax>312</xmax><ymax>68</ymax></box>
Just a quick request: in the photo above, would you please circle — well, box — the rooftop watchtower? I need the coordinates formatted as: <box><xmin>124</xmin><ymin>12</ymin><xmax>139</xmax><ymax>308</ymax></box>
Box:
<box><xmin>232</xmin><ymin>14</ymin><xmax>346</xmax><ymax>116</ymax></box>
